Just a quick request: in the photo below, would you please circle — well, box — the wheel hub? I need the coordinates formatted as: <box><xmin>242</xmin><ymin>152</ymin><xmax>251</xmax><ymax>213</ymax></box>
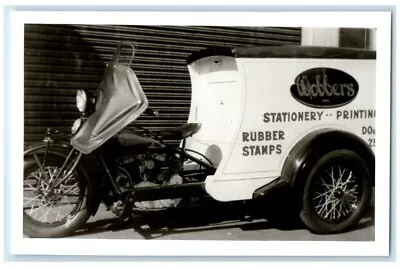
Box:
<box><xmin>334</xmin><ymin>189</ymin><xmax>344</xmax><ymax>199</ymax></box>
<box><xmin>45</xmin><ymin>192</ymin><xmax>58</xmax><ymax>202</ymax></box>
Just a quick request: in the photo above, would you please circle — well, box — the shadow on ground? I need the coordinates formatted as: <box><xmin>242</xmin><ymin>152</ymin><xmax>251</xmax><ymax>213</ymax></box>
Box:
<box><xmin>71</xmin><ymin>197</ymin><xmax>375</xmax><ymax>240</ymax></box>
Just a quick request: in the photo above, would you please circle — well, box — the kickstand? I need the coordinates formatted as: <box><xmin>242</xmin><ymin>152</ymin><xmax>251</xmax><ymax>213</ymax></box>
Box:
<box><xmin>120</xmin><ymin>195</ymin><xmax>134</xmax><ymax>220</ymax></box>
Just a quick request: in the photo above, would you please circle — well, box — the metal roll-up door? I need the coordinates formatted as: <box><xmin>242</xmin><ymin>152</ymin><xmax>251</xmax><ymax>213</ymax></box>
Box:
<box><xmin>24</xmin><ymin>24</ymin><xmax>301</xmax><ymax>147</ymax></box>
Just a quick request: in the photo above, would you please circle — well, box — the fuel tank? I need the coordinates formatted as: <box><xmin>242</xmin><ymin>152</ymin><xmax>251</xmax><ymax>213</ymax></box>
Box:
<box><xmin>111</xmin><ymin>129</ymin><xmax>162</xmax><ymax>154</ymax></box>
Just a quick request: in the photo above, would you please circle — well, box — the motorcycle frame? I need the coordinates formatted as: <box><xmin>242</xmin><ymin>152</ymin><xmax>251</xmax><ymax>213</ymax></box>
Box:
<box><xmin>98</xmin><ymin>137</ymin><xmax>217</xmax><ymax>198</ymax></box>
<box><xmin>31</xmin><ymin>127</ymin><xmax>216</xmax><ymax>203</ymax></box>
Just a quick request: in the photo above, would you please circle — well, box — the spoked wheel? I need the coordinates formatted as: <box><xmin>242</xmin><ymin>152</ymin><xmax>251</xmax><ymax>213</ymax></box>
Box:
<box><xmin>300</xmin><ymin>150</ymin><xmax>372</xmax><ymax>234</ymax></box>
<box><xmin>23</xmin><ymin>151</ymin><xmax>91</xmax><ymax>238</ymax></box>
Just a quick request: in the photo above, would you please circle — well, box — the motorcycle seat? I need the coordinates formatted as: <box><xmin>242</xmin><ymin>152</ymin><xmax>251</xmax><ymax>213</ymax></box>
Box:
<box><xmin>159</xmin><ymin>123</ymin><xmax>202</xmax><ymax>139</ymax></box>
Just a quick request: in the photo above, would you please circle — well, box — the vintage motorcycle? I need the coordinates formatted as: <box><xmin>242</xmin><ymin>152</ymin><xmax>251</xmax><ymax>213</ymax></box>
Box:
<box><xmin>23</xmin><ymin>43</ymin><xmax>217</xmax><ymax>238</ymax></box>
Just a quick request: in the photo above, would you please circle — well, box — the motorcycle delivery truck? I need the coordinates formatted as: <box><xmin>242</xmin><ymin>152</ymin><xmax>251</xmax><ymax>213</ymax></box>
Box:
<box><xmin>23</xmin><ymin>42</ymin><xmax>376</xmax><ymax>238</ymax></box>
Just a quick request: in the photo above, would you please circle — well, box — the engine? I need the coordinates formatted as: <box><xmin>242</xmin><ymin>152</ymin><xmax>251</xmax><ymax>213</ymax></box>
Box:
<box><xmin>114</xmin><ymin>152</ymin><xmax>183</xmax><ymax>210</ymax></box>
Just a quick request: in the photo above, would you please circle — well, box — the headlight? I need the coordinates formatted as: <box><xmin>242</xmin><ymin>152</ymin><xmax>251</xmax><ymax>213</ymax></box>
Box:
<box><xmin>71</xmin><ymin>118</ymin><xmax>82</xmax><ymax>135</ymax></box>
<box><xmin>76</xmin><ymin>90</ymin><xmax>87</xmax><ymax>113</ymax></box>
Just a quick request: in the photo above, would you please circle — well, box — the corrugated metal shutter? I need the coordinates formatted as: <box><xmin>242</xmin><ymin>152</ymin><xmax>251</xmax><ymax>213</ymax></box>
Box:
<box><xmin>24</xmin><ymin>24</ymin><xmax>301</xmax><ymax>147</ymax></box>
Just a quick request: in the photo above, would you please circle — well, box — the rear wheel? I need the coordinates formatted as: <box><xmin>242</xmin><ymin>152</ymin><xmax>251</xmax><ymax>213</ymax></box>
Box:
<box><xmin>300</xmin><ymin>149</ymin><xmax>372</xmax><ymax>234</ymax></box>
<box><xmin>23</xmin><ymin>152</ymin><xmax>91</xmax><ymax>238</ymax></box>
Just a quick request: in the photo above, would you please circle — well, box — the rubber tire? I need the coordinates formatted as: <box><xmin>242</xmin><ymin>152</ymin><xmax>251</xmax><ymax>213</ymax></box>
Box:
<box><xmin>300</xmin><ymin>149</ymin><xmax>372</xmax><ymax>234</ymax></box>
<box><xmin>23</xmin><ymin>154</ymin><xmax>91</xmax><ymax>238</ymax></box>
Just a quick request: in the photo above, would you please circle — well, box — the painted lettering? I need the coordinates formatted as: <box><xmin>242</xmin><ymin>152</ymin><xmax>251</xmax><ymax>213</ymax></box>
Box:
<box><xmin>336</xmin><ymin>109</ymin><xmax>376</xmax><ymax>120</ymax></box>
<box><xmin>295</xmin><ymin>74</ymin><xmax>355</xmax><ymax>100</ymax></box>
<box><xmin>241</xmin><ymin>131</ymin><xmax>285</xmax><ymax>141</ymax></box>
<box><xmin>242</xmin><ymin>132</ymin><xmax>249</xmax><ymax>142</ymax></box>
<box><xmin>290</xmin><ymin>68</ymin><xmax>359</xmax><ymax>108</ymax></box>
<box><xmin>263</xmin><ymin>111</ymin><xmax>324</xmax><ymax>123</ymax></box>
<box><xmin>242</xmin><ymin>144</ymin><xmax>282</xmax><ymax>156</ymax></box>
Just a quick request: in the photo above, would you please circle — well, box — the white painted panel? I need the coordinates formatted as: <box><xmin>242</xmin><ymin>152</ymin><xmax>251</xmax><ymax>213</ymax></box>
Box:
<box><xmin>186</xmin><ymin>56</ymin><xmax>242</xmax><ymax>167</ymax></box>
<box><xmin>223</xmin><ymin>58</ymin><xmax>375</xmax><ymax>175</ymax></box>
<box><xmin>204</xmin><ymin>57</ymin><xmax>375</xmax><ymax>201</ymax></box>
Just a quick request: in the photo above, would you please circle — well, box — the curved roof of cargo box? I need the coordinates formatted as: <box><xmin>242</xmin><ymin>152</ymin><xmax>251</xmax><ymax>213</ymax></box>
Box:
<box><xmin>186</xmin><ymin>46</ymin><xmax>376</xmax><ymax>64</ymax></box>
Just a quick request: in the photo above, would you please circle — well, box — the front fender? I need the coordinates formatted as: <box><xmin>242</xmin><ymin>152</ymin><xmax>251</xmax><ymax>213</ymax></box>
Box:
<box><xmin>24</xmin><ymin>141</ymin><xmax>71</xmax><ymax>156</ymax></box>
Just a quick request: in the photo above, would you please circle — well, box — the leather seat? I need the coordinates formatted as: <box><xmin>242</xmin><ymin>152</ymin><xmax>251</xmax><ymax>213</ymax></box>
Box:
<box><xmin>159</xmin><ymin>123</ymin><xmax>202</xmax><ymax>139</ymax></box>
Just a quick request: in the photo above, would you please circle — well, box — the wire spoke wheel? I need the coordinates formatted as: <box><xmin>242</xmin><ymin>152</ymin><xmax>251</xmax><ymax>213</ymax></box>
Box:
<box><xmin>311</xmin><ymin>165</ymin><xmax>361</xmax><ymax>223</ymax></box>
<box><xmin>301</xmin><ymin>149</ymin><xmax>372</xmax><ymax>234</ymax></box>
<box><xmin>23</xmin><ymin>150</ymin><xmax>91</xmax><ymax>238</ymax></box>
<box><xmin>23</xmin><ymin>165</ymin><xmax>84</xmax><ymax>225</ymax></box>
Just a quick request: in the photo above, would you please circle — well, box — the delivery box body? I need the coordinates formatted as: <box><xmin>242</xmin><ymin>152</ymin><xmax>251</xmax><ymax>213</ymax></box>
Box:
<box><xmin>185</xmin><ymin>46</ymin><xmax>376</xmax><ymax>202</ymax></box>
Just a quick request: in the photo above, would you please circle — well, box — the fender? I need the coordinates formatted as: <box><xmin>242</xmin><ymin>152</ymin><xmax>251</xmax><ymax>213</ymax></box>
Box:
<box><xmin>24</xmin><ymin>140</ymin><xmax>70</xmax><ymax>156</ymax></box>
<box><xmin>253</xmin><ymin>128</ymin><xmax>375</xmax><ymax>199</ymax></box>
<box><xmin>281</xmin><ymin>128</ymin><xmax>375</xmax><ymax>190</ymax></box>
<box><xmin>24</xmin><ymin>141</ymin><xmax>101</xmax><ymax>216</ymax></box>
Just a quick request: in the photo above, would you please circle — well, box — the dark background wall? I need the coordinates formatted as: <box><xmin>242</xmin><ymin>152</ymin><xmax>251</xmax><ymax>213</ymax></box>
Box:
<box><xmin>24</xmin><ymin>25</ymin><xmax>301</xmax><ymax>146</ymax></box>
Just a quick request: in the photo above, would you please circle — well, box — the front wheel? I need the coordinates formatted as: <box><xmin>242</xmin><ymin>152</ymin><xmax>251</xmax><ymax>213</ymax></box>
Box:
<box><xmin>300</xmin><ymin>149</ymin><xmax>372</xmax><ymax>234</ymax></box>
<box><xmin>23</xmin><ymin>151</ymin><xmax>91</xmax><ymax>238</ymax></box>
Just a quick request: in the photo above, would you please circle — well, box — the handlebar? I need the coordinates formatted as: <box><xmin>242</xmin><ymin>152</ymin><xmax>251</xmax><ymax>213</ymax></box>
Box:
<box><xmin>145</xmin><ymin>108</ymin><xmax>159</xmax><ymax>117</ymax></box>
<box><xmin>109</xmin><ymin>42</ymin><xmax>137</xmax><ymax>68</ymax></box>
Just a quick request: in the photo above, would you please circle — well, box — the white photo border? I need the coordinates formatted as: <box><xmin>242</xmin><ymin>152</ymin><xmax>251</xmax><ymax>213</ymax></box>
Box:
<box><xmin>2</xmin><ymin>6</ymin><xmax>393</xmax><ymax>260</ymax></box>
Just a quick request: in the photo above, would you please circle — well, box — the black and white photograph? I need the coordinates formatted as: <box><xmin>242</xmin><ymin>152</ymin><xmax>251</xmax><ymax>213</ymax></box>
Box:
<box><xmin>3</xmin><ymin>8</ymin><xmax>392</xmax><ymax>259</ymax></box>
<box><xmin>22</xmin><ymin>24</ymin><xmax>377</xmax><ymax>241</ymax></box>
